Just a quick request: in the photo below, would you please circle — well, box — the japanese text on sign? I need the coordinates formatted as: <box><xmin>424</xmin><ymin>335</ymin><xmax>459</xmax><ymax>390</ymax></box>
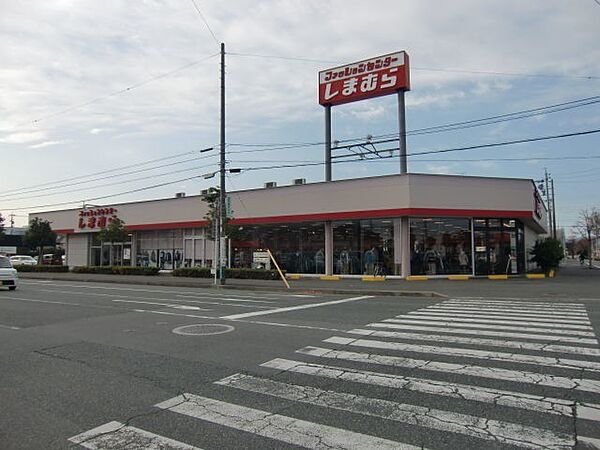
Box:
<box><xmin>318</xmin><ymin>51</ymin><xmax>410</xmax><ymax>106</ymax></box>
<box><xmin>77</xmin><ymin>208</ymin><xmax>118</xmax><ymax>230</ymax></box>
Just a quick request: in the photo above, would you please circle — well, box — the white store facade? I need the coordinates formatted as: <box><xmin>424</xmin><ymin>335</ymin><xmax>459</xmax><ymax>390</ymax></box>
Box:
<box><xmin>31</xmin><ymin>173</ymin><xmax>548</xmax><ymax>278</ymax></box>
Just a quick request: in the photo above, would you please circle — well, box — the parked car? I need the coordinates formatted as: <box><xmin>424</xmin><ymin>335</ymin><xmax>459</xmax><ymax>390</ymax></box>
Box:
<box><xmin>10</xmin><ymin>255</ymin><xmax>37</xmax><ymax>266</ymax></box>
<box><xmin>0</xmin><ymin>256</ymin><xmax>18</xmax><ymax>291</ymax></box>
<box><xmin>41</xmin><ymin>253</ymin><xmax>63</xmax><ymax>265</ymax></box>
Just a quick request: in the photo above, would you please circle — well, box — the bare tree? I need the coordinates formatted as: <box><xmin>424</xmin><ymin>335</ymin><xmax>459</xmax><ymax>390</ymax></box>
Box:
<box><xmin>576</xmin><ymin>208</ymin><xmax>600</xmax><ymax>269</ymax></box>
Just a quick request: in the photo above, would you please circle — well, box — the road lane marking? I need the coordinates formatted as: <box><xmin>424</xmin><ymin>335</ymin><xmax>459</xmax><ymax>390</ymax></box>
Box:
<box><xmin>365</xmin><ymin>322</ymin><xmax>599</xmax><ymax>344</ymax></box>
<box><xmin>347</xmin><ymin>328</ymin><xmax>600</xmax><ymax>356</ymax></box>
<box><xmin>220</xmin><ymin>295</ymin><xmax>373</xmax><ymax>320</ymax></box>
<box><xmin>4</xmin><ymin>296</ymin><xmax>82</xmax><ymax>306</ymax></box>
<box><xmin>260</xmin><ymin>358</ymin><xmax>573</xmax><ymax>416</ymax></box>
<box><xmin>30</xmin><ymin>289</ymin><xmax>271</xmax><ymax>310</ymax></box>
<box><xmin>112</xmin><ymin>299</ymin><xmax>211</xmax><ymax>311</ymax></box>
<box><xmin>324</xmin><ymin>336</ymin><xmax>600</xmax><ymax>372</ymax></box>
<box><xmin>134</xmin><ymin>309</ymin><xmax>347</xmax><ymax>332</ymax></box>
<box><xmin>426</xmin><ymin>306</ymin><xmax>589</xmax><ymax>317</ymax></box>
<box><xmin>155</xmin><ymin>394</ymin><xmax>422</xmax><ymax>450</ymax></box>
<box><xmin>216</xmin><ymin>373</ymin><xmax>573</xmax><ymax>449</ymax></box>
<box><xmin>68</xmin><ymin>421</ymin><xmax>200</xmax><ymax>449</ymax></box>
<box><xmin>298</xmin><ymin>346</ymin><xmax>600</xmax><ymax>394</ymax></box>
<box><xmin>382</xmin><ymin>319</ymin><xmax>596</xmax><ymax>337</ymax></box>
<box><xmin>406</xmin><ymin>311</ymin><xmax>590</xmax><ymax>326</ymax></box>
<box><xmin>398</xmin><ymin>314</ymin><xmax>593</xmax><ymax>330</ymax></box>
<box><xmin>19</xmin><ymin>281</ymin><xmax>290</xmax><ymax>301</ymax></box>
<box><xmin>176</xmin><ymin>294</ymin><xmax>274</xmax><ymax>304</ymax></box>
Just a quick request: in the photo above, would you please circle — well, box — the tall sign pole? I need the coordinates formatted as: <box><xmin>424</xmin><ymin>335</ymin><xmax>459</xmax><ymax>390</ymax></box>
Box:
<box><xmin>398</xmin><ymin>91</ymin><xmax>407</xmax><ymax>174</ymax></box>
<box><xmin>325</xmin><ymin>105</ymin><xmax>332</xmax><ymax>181</ymax></box>
<box><xmin>318</xmin><ymin>51</ymin><xmax>411</xmax><ymax>278</ymax></box>
<box><xmin>217</xmin><ymin>42</ymin><xmax>226</xmax><ymax>285</ymax></box>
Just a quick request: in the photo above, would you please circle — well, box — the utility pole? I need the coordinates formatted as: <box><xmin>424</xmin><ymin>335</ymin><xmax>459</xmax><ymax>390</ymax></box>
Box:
<box><xmin>216</xmin><ymin>42</ymin><xmax>226</xmax><ymax>285</ymax></box>
<box><xmin>544</xmin><ymin>168</ymin><xmax>552</xmax><ymax>238</ymax></box>
<box><xmin>9</xmin><ymin>213</ymin><xmax>15</xmax><ymax>229</ymax></box>
<box><xmin>550</xmin><ymin>178</ymin><xmax>557</xmax><ymax>239</ymax></box>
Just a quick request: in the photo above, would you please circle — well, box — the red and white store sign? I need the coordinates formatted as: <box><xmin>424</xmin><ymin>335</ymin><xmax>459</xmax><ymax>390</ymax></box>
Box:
<box><xmin>77</xmin><ymin>208</ymin><xmax>118</xmax><ymax>231</ymax></box>
<box><xmin>318</xmin><ymin>51</ymin><xmax>410</xmax><ymax>106</ymax></box>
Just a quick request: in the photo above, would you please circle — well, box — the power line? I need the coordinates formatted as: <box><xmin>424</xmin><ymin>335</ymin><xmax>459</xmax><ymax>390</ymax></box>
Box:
<box><xmin>1</xmin><ymin>161</ymin><xmax>219</xmax><ymax>203</ymax></box>
<box><xmin>13</xmin><ymin>53</ymin><xmax>219</xmax><ymax>128</ymax></box>
<box><xmin>226</xmin><ymin>94</ymin><xmax>600</xmax><ymax>154</ymax></box>
<box><xmin>409</xmin><ymin>128</ymin><xmax>600</xmax><ymax>157</ymax></box>
<box><xmin>189</xmin><ymin>0</ymin><xmax>220</xmax><ymax>46</ymax></box>
<box><xmin>228</xmin><ymin>51</ymin><xmax>600</xmax><ymax>80</ymax></box>
<box><xmin>2</xmin><ymin>147</ymin><xmax>216</xmax><ymax>195</ymax></box>
<box><xmin>8</xmin><ymin>175</ymin><xmax>206</xmax><ymax>212</ymax></box>
<box><xmin>9</xmin><ymin>130</ymin><xmax>600</xmax><ymax>212</ymax></box>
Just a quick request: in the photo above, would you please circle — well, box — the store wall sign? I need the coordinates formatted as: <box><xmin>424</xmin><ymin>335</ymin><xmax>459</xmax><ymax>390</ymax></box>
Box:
<box><xmin>318</xmin><ymin>51</ymin><xmax>410</xmax><ymax>106</ymax></box>
<box><xmin>77</xmin><ymin>208</ymin><xmax>118</xmax><ymax>230</ymax></box>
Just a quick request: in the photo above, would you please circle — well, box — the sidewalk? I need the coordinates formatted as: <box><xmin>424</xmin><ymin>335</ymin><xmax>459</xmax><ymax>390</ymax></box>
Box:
<box><xmin>17</xmin><ymin>261</ymin><xmax>600</xmax><ymax>299</ymax></box>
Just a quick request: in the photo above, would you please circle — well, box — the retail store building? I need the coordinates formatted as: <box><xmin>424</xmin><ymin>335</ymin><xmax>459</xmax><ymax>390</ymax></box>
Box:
<box><xmin>30</xmin><ymin>173</ymin><xmax>548</xmax><ymax>277</ymax></box>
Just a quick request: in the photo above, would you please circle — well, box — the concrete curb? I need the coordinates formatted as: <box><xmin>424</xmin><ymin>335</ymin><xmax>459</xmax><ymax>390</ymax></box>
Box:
<box><xmin>18</xmin><ymin>273</ymin><xmax>447</xmax><ymax>298</ymax></box>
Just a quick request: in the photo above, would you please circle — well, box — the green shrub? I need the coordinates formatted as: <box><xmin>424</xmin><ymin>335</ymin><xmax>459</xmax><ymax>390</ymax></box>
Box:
<box><xmin>172</xmin><ymin>267</ymin><xmax>283</xmax><ymax>280</ymax></box>
<box><xmin>15</xmin><ymin>265</ymin><xmax>69</xmax><ymax>273</ymax></box>
<box><xmin>529</xmin><ymin>238</ymin><xmax>564</xmax><ymax>274</ymax></box>
<box><xmin>226</xmin><ymin>268</ymin><xmax>284</xmax><ymax>280</ymax></box>
<box><xmin>172</xmin><ymin>267</ymin><xmax>212</xmax><ymax>278</ymax></box>
<box><xmin>71</xmin><ymin>266</ymin><xmax>159</xmax><ymax>276</ymax></box>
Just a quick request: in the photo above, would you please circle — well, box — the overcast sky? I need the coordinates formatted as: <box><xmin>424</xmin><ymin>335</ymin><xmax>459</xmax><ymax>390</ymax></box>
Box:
<box><xmin>1</xmin><ymin>0</ymin><xmax>599</xmax><ymax>233</ymax></box>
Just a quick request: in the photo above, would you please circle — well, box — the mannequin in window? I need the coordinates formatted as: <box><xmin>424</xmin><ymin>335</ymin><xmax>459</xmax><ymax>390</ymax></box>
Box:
<box><xmin>458</xmin><ymin>248</ymin><xmax>469</xmax><ymax>274</ymax></box>
<box><xmin>423</xmin><ymin>246</ymin><xmax>439</xmax><ymax>275</ymax></box>
<box><xmin>364</xmin><ymin>247</ymin><xmax>378</xmax><ymax>275</ymax></box>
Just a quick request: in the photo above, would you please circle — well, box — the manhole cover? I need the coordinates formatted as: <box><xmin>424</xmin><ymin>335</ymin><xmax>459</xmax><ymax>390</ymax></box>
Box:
<box><xmin>172</xmin><ymin>324</ymin><xmax>235</xmax><ymax>336</ymax></box>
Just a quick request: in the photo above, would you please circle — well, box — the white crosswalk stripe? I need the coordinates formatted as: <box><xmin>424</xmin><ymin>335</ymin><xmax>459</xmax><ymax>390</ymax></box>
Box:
<box><xmin>68</xmin><ymin>421</ymin><xmax>202</xmax><ymax>449</ymax></box>
<box><xmin>296</xmin><ymin>346</ymin><xmax>600</xmax><ymax>394</ymax></box>
<box><xmin>425</xmin><ymin>306</ymin><xmax>589</xmax><ymax>317</ymax></box>
<box><xmin>323</xmin><ymin>336</ymin><xmax>600</xmax><ymax>372</ymax></box>
<box><xmin>380</xmin><ymin>318</ymin><xmax>597</xmax><ymax>337</ymax></box>
<box><xmin>396</xmin><ymin>314</ymin><xmax>593</xmax><ymax>329</ymax></box>
<box><xmin>155</xmin><ymin>394</ymin><xmax>424</xmax><ymax>450</ymax></box>
<box><xmin>69</xmin><ymin>297</ymin><xmax>600</xmax><ymax>449</ymax></box>
<box><xmin>346</xmin><ymin>328</ymin><xmax>600</xmax><ymax>356</ymax></box>
<box><xmin>216</xmin><ymin>373</ymin><xmax>574</xmax><ymax>449</ymax></box>
<box><xmin>365</xmin><ymin>322</ymin><xmax>599</xmax><ymax>344</ymax></box>
<box><xmin>407</xmin><ymin>310</ymin><xmax>591</xmax><ymax>325</ymax></box>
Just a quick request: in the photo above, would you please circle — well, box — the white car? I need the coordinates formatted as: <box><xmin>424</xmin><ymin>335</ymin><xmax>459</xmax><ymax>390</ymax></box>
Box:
<box><xmin>10</xmin><ymin>255</ymin><xmax>37</xmax><ymax>266</ymax></box>
<box><xmin>0</xmin><ymin>256</ymin><xmax>18</xmax><ymax>291</ymax></box>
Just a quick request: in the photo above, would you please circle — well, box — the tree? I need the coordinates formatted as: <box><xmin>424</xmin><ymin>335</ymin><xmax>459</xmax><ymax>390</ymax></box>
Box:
<box><xmin>97</xmin><ymin>218</ymin><xmax>128</xmax><ymax>266</ymax></box>
<box><xmin>576</xmin><ymin>208</ymin><xmax>600</xmax><ymax>269</ymax></box>
<box><xmin>24</xmin><ymin>218</ymin><xmax>57</xmax><ymax>264</ymax></box>
<box><xmin>0</xmin><ymin>213</ymin><xmax>4</xmax><ymax>239</ymax></box>
<box><xmin>200</xmin><ymin>188</ymin><xmax>241</xmax><ymax>241</ymax></box>
<box><xmin>529</xmin><ymin>238</ymin><xmax>564</xmax><ymax>274</ymax></box>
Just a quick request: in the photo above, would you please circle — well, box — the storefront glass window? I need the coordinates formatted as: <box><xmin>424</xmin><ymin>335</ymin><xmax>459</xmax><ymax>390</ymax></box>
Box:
<box><xmin>473</xmin><ymin>219</ymin><xmax>525</xmax><ymax>275</ymax></box>
<box><xmin>332</xmin><ymin>219</ymin><xmax>394</xmax><ymax>275</ymax></box>
<box><xmin>230</xmin><ymin>222</ymin><xmax>325</xmax><ymax>273</ymax></box>
<box><xmin>136</xmin><ymin>229</ymin><xmax>184</xmax><ymax>269</ymax></box>
<box><xmin>410</xmin><ymin>218</ymin><xmax>472</xmax><ymax>275</ymax></box>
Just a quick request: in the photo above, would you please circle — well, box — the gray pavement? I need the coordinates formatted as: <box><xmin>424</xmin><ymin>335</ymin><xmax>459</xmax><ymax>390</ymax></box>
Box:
<box><xmin>1</xmin><ymin>264</ymin><xmax>599</xmax><ymax>449</ymax></box>
<box><xmin>18</xmin><ymin>258</ymin><xmax>600</xmax><ymax>298</ymax></box>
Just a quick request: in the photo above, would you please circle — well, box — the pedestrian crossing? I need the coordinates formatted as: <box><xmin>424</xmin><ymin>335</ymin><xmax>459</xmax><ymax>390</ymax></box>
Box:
<box><xmin>69</xmin><ymin>298</ymin><xmax>600</xmax><ymax>449</ymax></box>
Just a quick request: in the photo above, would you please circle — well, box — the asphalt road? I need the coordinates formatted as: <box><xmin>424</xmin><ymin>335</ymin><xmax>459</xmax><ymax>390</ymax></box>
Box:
<box><xmin>1</xmin><ymin>277</ymin><xmax>599</xmax><ymax>449</ymax></box>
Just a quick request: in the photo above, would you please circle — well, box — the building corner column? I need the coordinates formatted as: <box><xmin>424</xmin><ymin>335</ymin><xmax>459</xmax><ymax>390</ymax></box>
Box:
<box><xmin>324</xmin><ymin>221</ymin><xmax>333</xmax><ymax>275</ymax></box>
<box><xmin>400</xmin><ymin>217</ymin><xmax>410</xmax><ymax>278</ymax></box>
